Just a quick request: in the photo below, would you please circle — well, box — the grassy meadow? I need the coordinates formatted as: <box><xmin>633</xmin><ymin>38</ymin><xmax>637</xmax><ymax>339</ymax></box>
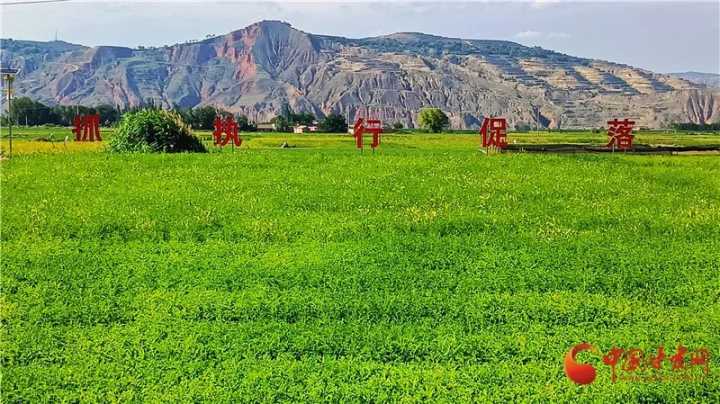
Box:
<box><xmin>1</xmin><ymin>127</ymin><xmax>719</xmax><ymax>401</ymax></box>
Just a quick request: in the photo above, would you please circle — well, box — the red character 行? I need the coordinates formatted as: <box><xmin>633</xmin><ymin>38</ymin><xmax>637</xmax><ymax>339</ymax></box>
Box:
<box><xmin>353</xmin><ymin>117</ymin><xmax>382</xmax><ymax>150</ymax></box>
<box><xmin>606</xmin><ymin>118</ymin><xmax>635</xmax><ymax>150</ymax></box>
<box><xmin>72</xmin><ymin>114</ymin><xmax>101</xmax><ymax>141</ymax></box>
<box><xmin>480</xmin><ymin>117</ymin><xmax>507</xmax><ymax>149</ymax></box>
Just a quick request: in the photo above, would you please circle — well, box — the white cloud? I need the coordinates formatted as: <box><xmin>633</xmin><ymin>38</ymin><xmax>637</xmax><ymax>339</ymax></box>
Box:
<box><xmin>530</xmin><ymin>0</ymin><xmax>562</xmax><ymax>10</ymax></box>
<box><xmin>515</xmin><ymin>30</ymin><xmax>542</xmax><ymax>39</ymax></box>
<box><xmin>547</xmin><ymin>32</ymin><xmax>571</xmax><ymax>39</ymax></box>
<box><xmin>515</xmin><ymin>30</ymin><xmax>571</xmax><ymax>40</ymax></box>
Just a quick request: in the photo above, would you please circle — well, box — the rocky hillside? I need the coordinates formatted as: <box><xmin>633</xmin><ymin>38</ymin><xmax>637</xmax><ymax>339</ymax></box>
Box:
<box><xmin>669</xmin><ymin>72</ymin><xmax>720</xmax><ymax>89</ymax></box>
<box><xmin>2</xmin><ymin>20</ymin><xmax>718</xmax><ymax>129</ymax></box>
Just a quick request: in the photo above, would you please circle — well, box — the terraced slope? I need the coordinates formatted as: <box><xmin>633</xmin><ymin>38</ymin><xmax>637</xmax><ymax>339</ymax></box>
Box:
<box><xmin>2</xmin><ymin>20</ymin><xmax>718</xmax><ymax>128</ymax></box>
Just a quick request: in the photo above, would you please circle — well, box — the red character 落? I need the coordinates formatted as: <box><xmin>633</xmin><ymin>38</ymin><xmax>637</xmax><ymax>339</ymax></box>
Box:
<box><xmin>606</xmin><ymin>118</ymin><xmax>635</xmax><ymax>150</ymax></box>
<box><xmin>648</xmin><ymin>346</ymin><xmax>666</xmax><ymax>370</ymax></box>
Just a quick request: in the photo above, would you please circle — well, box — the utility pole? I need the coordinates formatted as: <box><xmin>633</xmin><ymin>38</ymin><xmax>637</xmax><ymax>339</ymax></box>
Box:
<box><xmin>2</xmin><ymin>68</ymin><xmax>19</xmax><ymax>158</ymax></box>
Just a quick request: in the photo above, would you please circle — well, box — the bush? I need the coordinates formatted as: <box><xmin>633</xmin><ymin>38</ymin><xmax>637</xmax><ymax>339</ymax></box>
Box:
<box><xmin>319</xmin><ymin>113</ymin><xmax>347</xmax><ymax>133</ymax></box>
<box><xmin>109</xmin><ymin>109</ymin><xmax>206</xmax><ymax>153</ymax></box>
<box><xmin>417</xmin><ymin>108</ymin><xmax>449</xmax><ymax>133</ymax></box>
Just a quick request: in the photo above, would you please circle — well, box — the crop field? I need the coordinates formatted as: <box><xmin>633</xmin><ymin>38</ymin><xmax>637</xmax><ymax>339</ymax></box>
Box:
<box><xmin>2</xmin><ymin>126</ymin><xmax>720</xmax><ymax>155</ymax></box>
<box><xmin>2</xmin><ymin>129</ymin><xmax>719</xmax><ymax>401</ymax></box>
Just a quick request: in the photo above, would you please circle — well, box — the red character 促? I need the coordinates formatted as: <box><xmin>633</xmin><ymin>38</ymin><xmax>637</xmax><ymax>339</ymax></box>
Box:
<box><xmin>480</xmin><ymin>117</ymin><xmax>507</xmax><ymax>149</ymax></box>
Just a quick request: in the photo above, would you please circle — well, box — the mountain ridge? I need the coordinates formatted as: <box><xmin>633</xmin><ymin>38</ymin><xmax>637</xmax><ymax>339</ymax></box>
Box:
<box><xmin>668</xmin><ymin>72</ymin><xmax>720</xmax><ymax>88</ymax></box>
<box><xmin>2</xmin><ymin>20</ymin><xmax>718</xmax><ymax>129</ymax></box>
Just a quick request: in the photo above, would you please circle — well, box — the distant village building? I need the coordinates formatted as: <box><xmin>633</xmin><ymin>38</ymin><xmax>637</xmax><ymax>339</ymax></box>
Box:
<box><xmin>293</xmin><ymin>124</ymin><xmax>319</xmax><ymax>134</ymax></box>
<box><xmin>256</xmin><ymin>123</ymin><xmax>276</xmax><ymax>132</ymax></box>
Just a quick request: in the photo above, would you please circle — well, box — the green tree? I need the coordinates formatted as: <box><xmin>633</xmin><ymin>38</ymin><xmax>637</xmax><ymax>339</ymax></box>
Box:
<box><xmin>189</xmin><ymin>106</ymin><xmax>219</xmax><ymax>130</ymax></box>
<box><xmin>319</xmin><ymin>113</ymin><xmax>347</xmax><ymax>133</ymax></box>
<box><xmin>109</xmin><ymin>109</ymin><xmax>206</xmax><ymax>153</ymax></box>
<box><xmin>94</xmin><ymin>104</ymin><xmax>121</xmax><ymax>126</ymax></box>
<box><xmin>392</xmin><ymin>121</ymin><xmax>404</xmax><ymax>130</ymax></box>
<box><xmin>8</xmin><ymin>97</ymin><xmax>59</xmax><ymax>126</ymax></box>
<box><xmin>292</xmin><ymin>112</ymin><xmax>315</xmax><ymax>126</ymax></box>
<box><xmin>236</xmin><ymin>114</ymin><xmax>257</xmax><ymax>131</ymax></box>
<box><xmin>417</xmin><ymin>108</ymin><xmax>449</xmax><ymax>133</ymax></box>
<box><xmin>270</xmin><ymin>115</ymin><xmax>291</xmax><ymax>132</ymax></box>
<box><xmin>272</xmin><ymin>103</ymin><xmax>316</xmax><ymax>130</ymax></box>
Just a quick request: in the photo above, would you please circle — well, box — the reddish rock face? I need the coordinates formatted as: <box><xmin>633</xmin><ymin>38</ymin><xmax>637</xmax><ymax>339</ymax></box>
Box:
<box><xmin>2</xmin><ymin>20</ymin><xmax>717</xmax><ymax>129</ymax></box>
<box><xmin>214</xmin><ymin>25</ymin><xmax>262</xmax><ymax>81</ymax></box>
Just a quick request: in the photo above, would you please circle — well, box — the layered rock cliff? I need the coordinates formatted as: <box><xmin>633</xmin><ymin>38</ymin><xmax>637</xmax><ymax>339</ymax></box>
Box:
<box><xmin>2</xmin><ymin>20</ymin><xmax>718</xmax><ymax>129</ymax></box>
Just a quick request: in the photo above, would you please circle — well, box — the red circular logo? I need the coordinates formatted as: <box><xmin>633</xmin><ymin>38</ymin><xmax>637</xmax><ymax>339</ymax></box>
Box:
<box><xmin>564</xmin><ymin>343</ymin><xmax>597</xmax><ymax>385</ymax></box>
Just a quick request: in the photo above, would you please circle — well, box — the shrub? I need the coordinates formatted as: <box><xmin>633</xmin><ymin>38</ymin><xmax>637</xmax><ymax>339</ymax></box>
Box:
<box><xmin>319</xmin><ymin>113</ymin><xmax>347</xmax><ymax>133</ymax></box>
<box><xmin>109</xmin><ymin>109</ymin><xmax>206</xmax><ymax>153</ymax></box>
<box><xmin>417</xmin><ymin>108</ymin><xmax>449</xmax><ymax>133</ymax></box>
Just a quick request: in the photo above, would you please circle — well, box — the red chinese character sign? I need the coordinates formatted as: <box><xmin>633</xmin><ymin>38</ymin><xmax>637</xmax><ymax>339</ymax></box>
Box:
<box><xmin>213</xmin><ymin>115</ymin><xmax>242</xmax><ymax>147</ymax></box>
<box><xmin>353</xmin><ymin>117</ymin><xmax>382</xmax><ymax>150</ymax></box>
<box><xmin>565</xmin><ymin>343</ymin><xmax>711</xmax><ymax>385</ymax></box>
<box><xmin>73</xmin><ymin>114</ymin><xmax>101</xmax><ymax>141</ymax></box>
<box><xmin>480</xmin><ymin>117</ymin><xmax>507</xmax><ymax>149</ymax></box>
<box><xmin>606</xmin><ymin>118</ymin><xmax>635</xmax><ymax>150</ymax></box>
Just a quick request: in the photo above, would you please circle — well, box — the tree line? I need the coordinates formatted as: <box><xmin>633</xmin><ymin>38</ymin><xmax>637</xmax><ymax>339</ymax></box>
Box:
<box><xmin>8</xmin><ymin>97</ymin><xmax>712</xmax><ymax>133</ymax></box>
<box><xmin>0</xmin><ymin>97</ymin><xmax>351</xmax><ymax>133</ymax></box>
<box><xmin>670</xmin><ymin>122</ymin><xmax>720</xmax><ymax>131</ymax></box>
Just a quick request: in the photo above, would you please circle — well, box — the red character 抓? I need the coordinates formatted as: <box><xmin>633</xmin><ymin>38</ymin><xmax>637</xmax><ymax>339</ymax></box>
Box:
<box><xmin>72</xmin><ymin>114</ymin><xmax>101</xmax><ymax>141</ymax></box>
<box><xmin>622</xmin><ymin>348</ymin><xmax>643</xmax><ymax>372</ymax></box>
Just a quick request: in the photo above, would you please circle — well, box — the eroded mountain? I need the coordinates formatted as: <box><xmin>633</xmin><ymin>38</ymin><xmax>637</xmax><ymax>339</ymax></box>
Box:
<box><xmin>2</xmin><ymin>20</ymin><xmax>717</xmax><ymax>129</ymax></box>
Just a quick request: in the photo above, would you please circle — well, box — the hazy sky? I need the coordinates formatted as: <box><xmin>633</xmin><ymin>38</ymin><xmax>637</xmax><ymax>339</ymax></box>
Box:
<box><xmin>1</xmin><ymin>1</ymin><xmax>718</xmax><ymax>73</ymax></box>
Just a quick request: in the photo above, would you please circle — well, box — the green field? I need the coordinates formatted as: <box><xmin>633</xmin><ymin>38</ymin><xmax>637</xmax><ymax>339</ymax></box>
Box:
<box><xmin>2</xmin><ymin>130</ymin><xmax>719</xmax><ymax>401</ymax></box>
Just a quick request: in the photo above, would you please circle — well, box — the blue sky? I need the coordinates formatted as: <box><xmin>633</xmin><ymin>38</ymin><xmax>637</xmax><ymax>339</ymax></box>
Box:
<box><xmin>1</xmin><ymin>1</ymin><xmax>718</xmax><ymax>73</ymax></box>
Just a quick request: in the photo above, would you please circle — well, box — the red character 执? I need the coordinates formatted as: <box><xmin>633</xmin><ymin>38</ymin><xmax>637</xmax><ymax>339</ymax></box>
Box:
<box><xmin>213</xmin><ymin>115</ymin><xmax>241</xmax><ymax>147</ymax></box>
